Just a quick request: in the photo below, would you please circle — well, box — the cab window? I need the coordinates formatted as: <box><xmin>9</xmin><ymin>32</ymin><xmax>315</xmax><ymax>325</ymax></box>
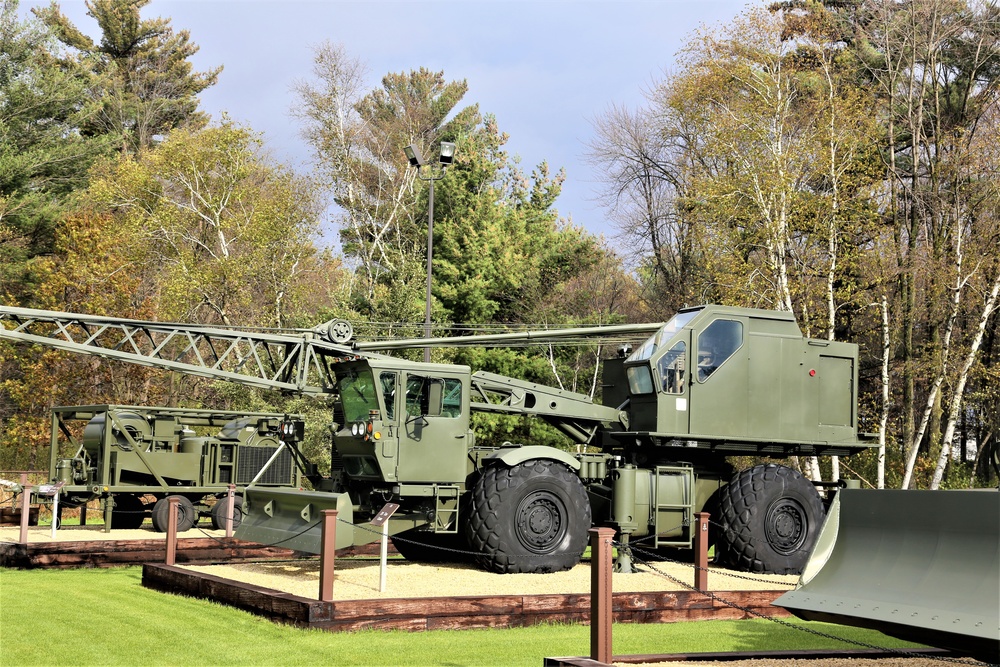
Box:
<box><xmin>657</xmin><ymin>341</ymin><xmax>687</xmax><ymax>394</ymax></box>
<box><xmin>405</xmin><ymin>376</ymin><xmax>463</xmax><ymax>418</ymax></box>
<box><xmin>697</xmin><ymin>320</ymin><xmax>743</xmax><ymax>382</ymax></box>
<box><xmin>626</xmin><ymin>365</ymin><xmax>654</xmax><ymax>395</ymax></box>
<box><xmin>442</xmin><ymin>379</ymin><xmax>462</xmax><ymax>417</ymax></box>
<box><xmin>379</xmin><ymin>372</ymin><xmax>397</xmax><ymax>420</ymax></box>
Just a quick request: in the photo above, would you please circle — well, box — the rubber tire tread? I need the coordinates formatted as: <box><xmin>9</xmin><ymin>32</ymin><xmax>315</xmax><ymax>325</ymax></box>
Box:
<box><xmin>151</xmin><ymin>496</ymin><xmax>196</xmax><ymax>533</ymax></box>
<box><xmin>465</xmin><ymin>459</ymin><xmax>591</xmax><ymax>574</ymax></box>
<box><xmin>109</xmin><ymin>493</ymin><xmax>146</xmax><ymax>530</ymax></box>
<box><xmin>716</xmin><ymin>463</ymin><xmax>824</xmax><ymax>575</ymax></box>
<box><xmin>210</xmin><ymin>495</ymin><xmax>244</xmax><ymax>530</ymax></box>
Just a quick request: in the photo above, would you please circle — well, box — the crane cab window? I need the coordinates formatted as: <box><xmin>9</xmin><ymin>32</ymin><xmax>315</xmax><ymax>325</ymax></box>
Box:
<box><xmin>657</xmin><ymin>341</ymin><xmax>687</xmax><ymax>394</ymax></box>
<box><xmin>697</xmin><ymin>320</ymin><xmax>743</xmax><ymax>382</ymax></box>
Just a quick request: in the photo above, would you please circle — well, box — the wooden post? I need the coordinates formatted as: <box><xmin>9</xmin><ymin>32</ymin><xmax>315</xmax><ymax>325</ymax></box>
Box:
<box><xmin>589</xmin><ymin>526</ymin><xmax>615</xmax><ymax>665</ymax></box>
<box><xmin>319</xmin><ymin>509</ymin><xmax>338</xmax><ymax>602</ymax></box>
<box><xmin>165</xmin><ymin>497</ymin><xmax>179</xmax><ymax>566</ymax></box>
<box><xmin>225</xmin><ymin>484</ymin><xmax>235</xmax><ymax>538</ymax></box>
<box><xmin>694</xmin><ymin>511</ymin><xmax>710</xmax><ymax>591</ymax></box>
<box><xmin>18</xmin><ymin>473</ymin><xmax>31</xmax><ymax>545</ymax></box>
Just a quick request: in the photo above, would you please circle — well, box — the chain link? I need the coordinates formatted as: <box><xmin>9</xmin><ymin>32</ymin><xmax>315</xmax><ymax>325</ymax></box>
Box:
<box><xmin>624</xmin><ymin>541</ymin><xmax>795</xmax><ymax>587</ymax></box>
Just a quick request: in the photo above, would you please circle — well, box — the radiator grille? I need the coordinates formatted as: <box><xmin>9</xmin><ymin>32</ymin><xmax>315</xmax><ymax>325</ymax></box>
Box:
<box><xmin>236</xmin><ymin>446</ymin><xmax>294</xmax><ymax>485</ymax></box>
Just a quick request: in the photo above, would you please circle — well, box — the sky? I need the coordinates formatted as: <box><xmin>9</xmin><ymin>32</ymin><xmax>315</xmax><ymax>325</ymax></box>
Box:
<box><xmin>22</xmin><ymin>0</ymin><xmax>756</xmax><ymax>244</ymax></box>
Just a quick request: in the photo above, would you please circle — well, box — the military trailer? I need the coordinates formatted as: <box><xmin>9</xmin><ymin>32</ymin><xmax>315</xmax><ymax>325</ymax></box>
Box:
<box><xmin>0</xmin><ymin>304</ymin><xmax>876</xmax><ymax>574</ymax></box>
<box><xmin>36</xmin><ymin>405</ymin><xmax>307</xmax><ymax>532</ymax></box>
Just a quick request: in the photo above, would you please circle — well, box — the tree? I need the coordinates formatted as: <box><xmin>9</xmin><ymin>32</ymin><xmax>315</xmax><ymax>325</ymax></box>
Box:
<box><xmin>845</xmin><ymin>0</ymin><xmax>1000</xmax><ymax>471</ymax></box>
<box><xmin>587</xmin><ymin>103</ymin><xmax>705</xmax><ymax>318</ymax></box>
<box><xmin>34</xmin><ymin>0</ymin><xmax>221</xmax><ymax>152</ymax></box>
<box><xmin>87</xmin><ymin>119</ymin><xmax>327</xmax><ymax>328</ymax></box>
<box><xmin>0</xmin><ymin>0</ymin><xmax>115</xmax><ymax>304</ymax></box>
<box><xmin>294</xmin><ymin>44</ymin><xmax>479</xmax><ymax>322</ymax></box>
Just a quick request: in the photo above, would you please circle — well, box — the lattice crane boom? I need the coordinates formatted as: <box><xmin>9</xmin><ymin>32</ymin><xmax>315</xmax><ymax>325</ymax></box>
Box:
<box><xmin>0</xmin><ymin>306</ymin><xmax>360</xmax><ymax>395</ymax></box>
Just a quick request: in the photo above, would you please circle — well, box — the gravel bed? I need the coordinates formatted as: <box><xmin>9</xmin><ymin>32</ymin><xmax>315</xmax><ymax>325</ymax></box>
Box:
<box><xmin>0</xmin><ymin>523</ymin><xmax>223</xmax><ymax>542</ymax></box>
<box><xmin>184</xmin><ymin>558</ymin><xmax>796</xmax><ymax>601</ymax></box>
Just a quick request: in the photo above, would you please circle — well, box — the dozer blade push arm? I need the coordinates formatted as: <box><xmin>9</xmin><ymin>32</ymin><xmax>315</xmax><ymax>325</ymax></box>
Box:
<box><xmin>469</xmin><ymin>371</ymin><xmax>623</xmax><ymax>444</ymax></box>
<box><xmin>0</xmin><ymin>306</ymin><xmax>357</xmax><ymax>396</ymax></box>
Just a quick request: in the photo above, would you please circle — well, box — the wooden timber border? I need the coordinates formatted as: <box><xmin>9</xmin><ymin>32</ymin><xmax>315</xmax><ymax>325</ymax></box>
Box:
<box><xmin>141</xmin><ymin>563</ymin><xmax>791</xmax><ymax>632</ymax></box>
<box><xmin>0</xmin><ymin>538</ymin><xmax>384</xmax><ymax>569</ymax></box>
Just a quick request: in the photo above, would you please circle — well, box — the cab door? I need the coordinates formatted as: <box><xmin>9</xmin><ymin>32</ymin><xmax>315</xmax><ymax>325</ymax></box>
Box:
<box><xmin>654</xmin><ymin>332</ymin><xmax>692</xmax><ymax>436</ymax></box>
<box><xmin>395</xmin><ymin>372</ymin><xmax>470</xmax><ymax>484</ymax></box>
<box><xmin>688</xmin><ymin>318</ymin><xmax>748</xmax><ymax>437</ymax></box>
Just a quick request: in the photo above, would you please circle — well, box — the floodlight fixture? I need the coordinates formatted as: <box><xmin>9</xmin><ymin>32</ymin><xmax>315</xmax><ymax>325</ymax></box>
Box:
<box><xmin>404</xmin><ymin>144</ymin><xmax>425</xmax><ymax>167</ymax></box>
<box><xmin>439</xmin><ymin>141</ymin><xmax>456</xmax><ymax>165</ymax></box>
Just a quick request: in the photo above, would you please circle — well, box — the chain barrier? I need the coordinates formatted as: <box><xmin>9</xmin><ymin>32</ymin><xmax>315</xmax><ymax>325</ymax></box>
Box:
<box><xmin>619</xmin><ymin>539</ymin><xmax>987</xmax><ymax>666</ymax></box>
<box><xmin>624</xmin><ymin>541</ymin><xmax>795</xmax><ymax>588</ymax></box>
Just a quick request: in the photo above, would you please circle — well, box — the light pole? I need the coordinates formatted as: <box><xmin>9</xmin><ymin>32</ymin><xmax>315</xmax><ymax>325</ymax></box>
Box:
<box><xmin>404</xmin><ymin>141</ymin><xmax>456</xmax><ymax>362</ymax></box>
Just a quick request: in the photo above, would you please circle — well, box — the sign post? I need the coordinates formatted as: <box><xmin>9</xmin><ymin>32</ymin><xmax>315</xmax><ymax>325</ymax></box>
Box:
<box><xmin>371</xmin><ymin>502</ymin><xmax>400</xmax><ymax>593</ymax></box>
<box><xmin>36</xmin><ymin>482</ymin><xmax>65</xmax><ymax>539</ymax></box>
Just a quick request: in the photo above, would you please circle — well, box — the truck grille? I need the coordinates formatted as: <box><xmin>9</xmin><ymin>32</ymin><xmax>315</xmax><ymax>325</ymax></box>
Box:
<box><xmin>236</xmin><ymin>446</ymin><xmax>294</xmax><ymax>485</ymax></box>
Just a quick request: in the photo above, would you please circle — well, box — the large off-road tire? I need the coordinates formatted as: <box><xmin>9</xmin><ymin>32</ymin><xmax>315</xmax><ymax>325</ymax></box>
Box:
<box><xmin>391</xmin><ymin>528</ymin><xmax>472</xmax><ymax>563</ymax></box>
<box><xmin>151</xmin><ymin>496</ymin><xmax>196</xmax><ymax>533</ymax></box>
<box><xmin>210</xmin><ymin>495</ymin><xmax>244</xmax><ymax>530</ymax></box>
<box><xmin>466</xmin><ymin>459</ymin><xmax>592</xmax><ymax>574</ymax></box>
<box><xmin>109</xmin><ymin>493</ymin><xmax>146</xmax><ymax>530</ymax></box>
<box><xmin>716</xmin><ymin>464</ymin><xmax>824</xmax><ymax>575</ymax></box>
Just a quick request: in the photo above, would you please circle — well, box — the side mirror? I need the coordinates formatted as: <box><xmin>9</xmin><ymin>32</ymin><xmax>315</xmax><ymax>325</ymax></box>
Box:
<box><xmin>422</xmin><ymin>379</ymin><xmax>444</xmax><ymax>417</ymax></box>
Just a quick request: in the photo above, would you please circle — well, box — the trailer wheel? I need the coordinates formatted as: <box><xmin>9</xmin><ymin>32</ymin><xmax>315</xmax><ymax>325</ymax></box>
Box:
<box><xmin>210</xmin><ymin>495</ymin><xmax>244</xmax><ymax>530</ymax></box>
<box><xmin>391</xmin><ymin>528</ymin><xmax>471</xmax><ymax>563</ymax></box>
<box><xmin>110</xmin><ymin>494</ymin><xmax>146</xmax><ymax>530</ymax></box>
<box><xmin>716</xmin><ymin>464</ymin><xmax>824</xmax><ymax>575</ymax></box>
<box><xmin>151</xmin><ymin>496</ymin><xmax>196</xmax><ymax>533</ymax></box>
<box><xmin>466</xmin><ymin>459</ymin><xmax>591</xmax><ymax>574</ymax></box>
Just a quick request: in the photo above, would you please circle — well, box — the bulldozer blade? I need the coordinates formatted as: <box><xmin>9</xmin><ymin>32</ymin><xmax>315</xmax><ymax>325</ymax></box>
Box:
<box><xmin>775</xmin><ymin>489</ymin><xmax>999</xmax><ymax>664</ymax></box>
<box><xmin>235</xmin><ymin>487</ymin><xmax>354</xmax><ymax>554</ymax></box>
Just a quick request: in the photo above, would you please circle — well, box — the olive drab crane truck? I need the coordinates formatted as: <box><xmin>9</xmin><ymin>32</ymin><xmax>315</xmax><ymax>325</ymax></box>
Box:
<box><xmin>0</xmin><ymin>304</ymin><xmax>875</xmax><ymax>575</ymax></box>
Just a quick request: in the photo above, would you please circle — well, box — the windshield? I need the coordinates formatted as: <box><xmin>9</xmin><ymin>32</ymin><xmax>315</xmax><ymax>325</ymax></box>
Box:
<box><xmin>336</xmin><ymin>368</ymin><xmax>379</xmax><ymax>422</ymax></box>
<box><xmin>627</xmin><ymin>309</ymin><xmax>700</xmax><ymax>362</ymax></box>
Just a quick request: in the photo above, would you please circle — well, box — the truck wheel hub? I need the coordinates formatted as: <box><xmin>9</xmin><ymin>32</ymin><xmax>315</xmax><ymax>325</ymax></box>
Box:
<box><xmin>765</xmin><ymin>499</ymin><xmax>806</xmax><ymax>555</ymax></box>
<box><xmin>516</xmin><ymin>492</ymin><xmax>564</xmax><ymax>552</ymax></box>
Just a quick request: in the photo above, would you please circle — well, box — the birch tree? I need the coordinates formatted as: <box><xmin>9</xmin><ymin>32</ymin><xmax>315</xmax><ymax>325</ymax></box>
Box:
<box><xmin>294</xmin><ymin>44</ymin><xmax>480</xmax><ymax>322</ymax></box>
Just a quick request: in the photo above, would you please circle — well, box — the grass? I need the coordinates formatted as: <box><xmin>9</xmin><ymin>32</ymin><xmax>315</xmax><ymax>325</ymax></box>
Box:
<box><xmin>0</xmin><ymin>566</ymin><xmax>925</xmax><ymax>667</ymax></box>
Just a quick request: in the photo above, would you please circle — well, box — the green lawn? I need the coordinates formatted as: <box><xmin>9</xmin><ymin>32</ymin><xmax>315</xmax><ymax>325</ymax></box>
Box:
<box><xmin>0</xmin><ymin>567</ymin><xmax>923</xmax><ymax>666</ymax></box>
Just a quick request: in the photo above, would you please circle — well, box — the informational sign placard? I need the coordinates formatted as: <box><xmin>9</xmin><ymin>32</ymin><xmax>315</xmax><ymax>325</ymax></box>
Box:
<box><xmin>371</xmin><ymin>502</ymin><xmax>400</xmax><ymax>527</ymax></box>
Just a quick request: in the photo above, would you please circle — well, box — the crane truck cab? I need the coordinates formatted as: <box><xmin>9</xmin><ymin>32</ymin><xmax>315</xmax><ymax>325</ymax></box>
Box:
<box><xmin>604</xmin><ymin>305</ymin><xmax>866</xmax><ymax>458</ymax></box>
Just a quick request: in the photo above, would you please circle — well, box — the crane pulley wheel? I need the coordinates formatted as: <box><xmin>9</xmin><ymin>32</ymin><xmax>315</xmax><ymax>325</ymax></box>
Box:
<box><xmin>323</xmin><ymin>319</ymin><xmax>354</xmax><ymax>344</ymax></box>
